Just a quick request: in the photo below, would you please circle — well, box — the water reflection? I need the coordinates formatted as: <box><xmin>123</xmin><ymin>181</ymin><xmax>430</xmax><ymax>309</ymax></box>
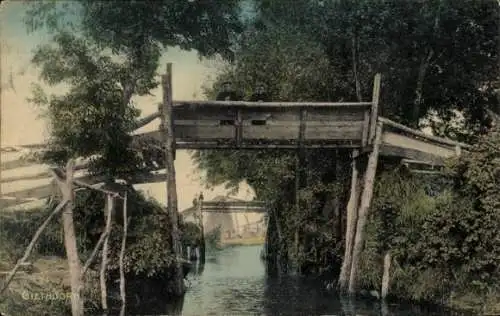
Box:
<box><xmin>126</xmin><ymin>245</ymin><xmax>473</xmax><ymax>316</ymax></box>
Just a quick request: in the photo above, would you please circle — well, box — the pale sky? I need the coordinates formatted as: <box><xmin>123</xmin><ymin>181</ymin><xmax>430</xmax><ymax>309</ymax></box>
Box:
<box><xmin>0</xmin><ymin>1</ymin><xmax>256</xmax><ymax>211</ymax></box>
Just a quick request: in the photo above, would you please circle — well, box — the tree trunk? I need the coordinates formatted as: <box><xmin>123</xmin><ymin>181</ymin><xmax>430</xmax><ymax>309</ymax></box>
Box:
<box><xmin>348</xmin><ymin>123</ymin><xmax>383</xmax><ymax>294</ymax></box>
<box><xmin>60</xmin><ymin>160</ymin><xmax>84</xmax><ymax>316</ymax></box>
<box><xmin>100</xmin><ymin>194</ymin><xmax>114</xmax><ymax>312</ymax></box>
<box><xmin>412</xmin><ymin>49</ymin><xmax>434</xmax><ymax>127</ymax></box>
<box><xmin>162</xmin><ymin>63</ymin><xmax>184</xmax><ymax>297</ymax></box>
<box><xmin>338</xmin><ymin>150</ymin><xmax>360</xmax><ymax>291</ymax></box>
<box><xmin>351</xmin><ymin>34</ymin><xmax>363</xmax><ymax>102</ymax></box>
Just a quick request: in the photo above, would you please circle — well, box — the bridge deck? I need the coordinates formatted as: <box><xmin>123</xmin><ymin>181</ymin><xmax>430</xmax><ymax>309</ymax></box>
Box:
<box><xmin>1</xmin><ymin>99</ymin><xmax>470</xmax><ymax>209</ymax></box>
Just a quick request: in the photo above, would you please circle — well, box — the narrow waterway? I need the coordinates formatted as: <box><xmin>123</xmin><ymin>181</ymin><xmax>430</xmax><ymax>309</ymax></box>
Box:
<box><xmin>176</xmin><ymin>245</ymin><xmax>471</xmax><ymax>316</ymax></box>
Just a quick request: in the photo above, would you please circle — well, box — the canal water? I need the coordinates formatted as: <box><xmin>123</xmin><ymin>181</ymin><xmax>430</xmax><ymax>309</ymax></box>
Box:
<box><xmin>177</xmin><ymin>245</ymin><xmax>471</xmax><ymax>316</ymax></box>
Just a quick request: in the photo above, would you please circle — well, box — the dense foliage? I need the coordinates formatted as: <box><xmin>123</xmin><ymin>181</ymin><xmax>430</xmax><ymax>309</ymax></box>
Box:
<box><xmin>14</xmin><ymin>0</ymin><xmax>247</xmax><ymax>309</ymax></box>
<box><xmin>192</xmin><ymin>0</ymin><xmax>500</xmax><ymax>311</ymax></box>
<box><xmin>353</xmin><ymin>123</ymin><xmax>500</xmax><ymax>310</ymax></box>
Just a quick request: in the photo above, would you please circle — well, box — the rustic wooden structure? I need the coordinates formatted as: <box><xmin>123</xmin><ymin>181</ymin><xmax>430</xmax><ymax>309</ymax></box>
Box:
<box><xmin>1</xmin><ymin>63</ymin><xmax>472</xmax><ymax>298</ymax></box>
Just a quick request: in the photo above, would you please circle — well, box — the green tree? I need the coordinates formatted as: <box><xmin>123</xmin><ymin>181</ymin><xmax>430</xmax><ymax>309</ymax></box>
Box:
<box><xmin>253</xmin><ymin>0</ymin><xmax>499</xmax><ymax>134</ymax></box>
<box><xmin>194</xmin><ymin>0</ymin><xmax>499</xmax><ymax>280</ymax></box>
<box><xmin>25</xmin><ymin>0</ymin><xmax>244</xmax><ymax>176</ymax></box>
<box><xmin>20</xmin><ymin>0</ymin><xmax>246</xmax><ymax>307</ymax></box>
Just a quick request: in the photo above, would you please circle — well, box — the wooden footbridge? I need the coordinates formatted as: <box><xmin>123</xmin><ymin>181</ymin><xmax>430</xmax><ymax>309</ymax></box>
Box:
<box><xmin>1</xmin><ymin>63</ymin><xmax>472</xmax><ymax>298</ymax></box>
<box><xmin>1</xmin><ymin>66</ymin><xmax>468</xmax><ymax>209</ymax></box>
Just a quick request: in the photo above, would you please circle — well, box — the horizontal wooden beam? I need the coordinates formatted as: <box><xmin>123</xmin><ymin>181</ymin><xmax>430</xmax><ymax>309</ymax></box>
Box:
<box><xmin>378</xmin><ymin>117</ymin><xmax>471</xmax><ymax>149</ymax></box>
<box><xmin>174</xmin><ymin>100</ymin><xmax>373</xmax><ymax>108</ymax></box>
<box><xmin>201</xmin><ymin>208</ymin><xmax>266</xmax><ymax>213</ymax></box>
<box><xmin>380</xmin><ymin>144</ymin><xmax>446</xmax><ymax>166</ymax></box>
<box><xmin>382</xmin><ymin>131</ymin><xmax>456</xmax><ymax>160</ymax></box>
<box><xmin>202</xmin><ymin>201</ymin><xmax>266</xmax><ymax>208</ymax></box>
<box><xmin>175</xmin><ymin>142</ymin><xmax>361</xmax><ymax>149</ymax></box>
<box><xmin>137</xmin><ymin>130</ymin><xmax>361</xmax><ymax>149</ymax></box>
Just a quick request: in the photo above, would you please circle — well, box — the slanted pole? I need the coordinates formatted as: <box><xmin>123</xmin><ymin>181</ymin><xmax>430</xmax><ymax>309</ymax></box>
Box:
<box><xmin>368</xmin><ymin>74</ymin><xmax>382</xmax><ymax>145</ymax></box>
<box><xmin>338</xmin><ymin>149</ymin><xmax>361</xmax><ymax>291</ymax></box>
<box><xmin>161</xmin><ymin>63</ymin><xmax>184</xmax><ymax>296</ymax></box>
<box><xmin>348</xmin><ymin>122</ymin><xmax>383</xmax><ymax>294</ymax></box>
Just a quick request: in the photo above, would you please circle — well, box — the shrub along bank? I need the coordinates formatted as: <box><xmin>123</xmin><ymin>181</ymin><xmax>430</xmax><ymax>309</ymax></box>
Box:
<box><xmin>0</xmin><ymin>188</ymin><xmax>199</xmax><ymax>315</ymax></box>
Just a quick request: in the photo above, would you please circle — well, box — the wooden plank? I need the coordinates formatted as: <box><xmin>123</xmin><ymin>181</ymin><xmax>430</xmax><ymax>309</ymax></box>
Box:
<box><xmin>174</xmin><ymin>107</ymin><xmax>237</xmax><ymax>120</ymax></box>
<box><xmin>361</xmin><ymin>110</ymin><xmax>370</xmax><ymax>147</ymax></box>
<box><xmin>381</xmin><ymin>132</ymin><xmax>456</xmax><ymax>159</ymax></box>
<box><xmin>380</xmin><ymin>144</ymin><xmax>446</xmax><ymax>165</ymax></box>
<box><xmin>299</xmin><ymin>109</ymin><xmax>307</xmax><ymax>144</ymax></box>
<box><xmin>305</xmin><ymin>122</ymin><xmax>364</xmax><ymax>140</ymax></box>
<box><xmin>175</xmin><ymin>142</ymin><xmax>360</xmax><ymax>149</ymax></box>
<box><xmin>174</xmin><ymin>100</ymin><xmax>373</xmax><ymax>108</ymax></box>
<box><xmin>175</xmin><ymin>120</ymin><xmax>228</xmax><ymax>126</ymax></box>
<box><xmin>241</xmin><ymin>108</ymin><xmax>300</xmax><ymax>121</ymax></box>
<box><xmin>202</xmin><ymin>208</ymin><xmax>267</xmax><ymax>213</ymax></box>
<box><xmin>202</xmin><ymin>201</ymin><xmax>266</xmax><ymax>208</ymax></box>
<box><xmin>378</xmin><ymin>117</ymin><xmax>471</xmax><ymax>149</ymax></box>
<box><xmin>243</xmin><ymin>125</ymin><xmax>300</xmax><ymax>140</ymax></box>
<box><xmin>305</xmin><ymin>108</ymin><xmax>366</xmax><ymax>121</ymax></box>
<box><xmin>175</xmin><ymin>125</ymin><xmax>235</xmax><ymax>139</ymax></box>
<box><xmin>236</xmin><ymin>108</ymin><xmax>242</xmax><ymax>145</ymax></box>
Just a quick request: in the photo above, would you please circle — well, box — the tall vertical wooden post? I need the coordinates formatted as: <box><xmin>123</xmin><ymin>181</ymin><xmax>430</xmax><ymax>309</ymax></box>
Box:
<box><xmin>338</xmin><ymin>149</ymin><xmax>361</xmax><ymax>291</ymax></box>
<box><xmin>347</xmin><ymin>74</ymin><xmax>382</xmax><ymax>294</ymax></box>
<box><xmin>348</xmin><ymin>122</ymin><xmax>383</xmax><ymax>294</ymax></box>
<box><xmin>293</xmin><ymin>108</ymin><xmax>307</xmax><ymax>272</ymax></box>
<box><xmin>368</xmin><ymin>74</ymin><xmax>382</xmax><ymax>145</ymax></box>
<box><xmin>161</xmin><ymin>63</ymin><xmax>184</xmax><ymax>296</ymax></box>
<box><xmin>197</xmin><ymin>193</ymin><xmax>206</xmax><ymax>265</ymax></box>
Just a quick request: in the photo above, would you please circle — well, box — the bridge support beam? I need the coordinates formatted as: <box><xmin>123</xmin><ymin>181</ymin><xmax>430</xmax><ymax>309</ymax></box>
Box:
<box><xmin>348</xmin><ymin>122</ymin><xmax>383</xmax><ymax>294</ymax></box>
<box><xmin>197</xmin><ymin>193</ymin><xmax>206</xmax><ymax>265</ymax></box>
<box><xmin>161</xmin><ymin>63</ymin><xmax>184</xmax><ymax>297</ymax></box>
<box><xmin>338</xmin><ymin>149</ymin><xmax>361</xmax><ymax>291</ymax></box>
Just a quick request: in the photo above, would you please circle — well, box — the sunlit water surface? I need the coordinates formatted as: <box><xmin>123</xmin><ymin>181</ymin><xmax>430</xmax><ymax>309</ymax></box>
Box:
<box><xmin>175</xmin><ymin>245</ymin><xmax>471</xmax><ymax>316</ymax></box>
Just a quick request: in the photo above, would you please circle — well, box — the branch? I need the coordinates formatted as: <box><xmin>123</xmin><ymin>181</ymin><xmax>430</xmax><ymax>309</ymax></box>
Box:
<box><xmin>0</xmin><ymin>199</ymin><xmax>69</xmax><ymax>295</ymax></box>
<box><xmin>82</xmin><ymin>229</ymin><xmax>111</xmax><ymax>276</ymax></box>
